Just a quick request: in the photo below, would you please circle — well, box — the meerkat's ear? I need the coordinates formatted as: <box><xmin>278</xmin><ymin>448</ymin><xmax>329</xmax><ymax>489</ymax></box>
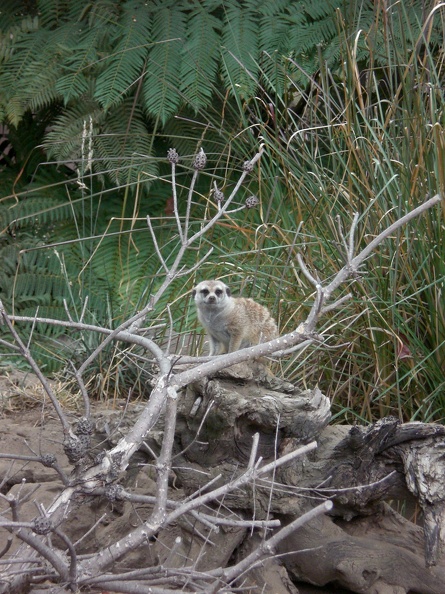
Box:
<box><xmin>225</xmin><ymin>286</ymin><xmax>231</xmax><ymax>297</ymax></box>
<box><xmin>192</xmin><ymin>289</ymin><xmax>196</xmax><ymax>297</ymax></box>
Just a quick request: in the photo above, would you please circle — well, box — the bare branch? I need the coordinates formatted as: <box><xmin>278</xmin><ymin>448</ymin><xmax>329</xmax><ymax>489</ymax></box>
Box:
<box><xmin>169</xmin><ymin>155</ymin><xmax>183</xmax><ymax>242</ymax></box>
<box><xmin>151</xmin><ymin>386</ymin><xmax>178</xmax><ymax>524</ymax></box>
<box><xmin>297</xmin><ymin>252</ymin><xmax>320</xmax><ymax>287</ymax></box>
<box><xmin>0</xmin><ymin>301</ymin><xmax>71</xmax><ymax>434</ymax></box>
<box><xmin>348</xmin><ymin>212</ymin><xmax>360</xmax><ymax>262</ymax></box>
<box><xmin>324</xmin><ymin>193</ymin><xmax>443</xmax><ymax>301</ymax></box>
<box><xmin>80</xmin><ymin>441</ymin><xmax>316</xmax><ymax>575</ymax></box>
<box><xmin>146</xmin><ymin>214</ymin><xmax>169</xmax><ymax>272</ymax></box>
<box><xmin>212</xmin><ymin>500</ymin><xmax>333</xmax><ymax>586</ymax></box>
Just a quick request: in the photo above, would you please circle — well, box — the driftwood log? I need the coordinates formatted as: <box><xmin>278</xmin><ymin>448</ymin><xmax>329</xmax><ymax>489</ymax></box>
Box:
<box><xmin>174</xmin><ymin>364</ymin><xmax>445</xmax><ymax>594</ymax></box>
<box><xmin>1</xmin><ymin>365</ymin><xmax>445</xmax><ymax>593</ymax></box>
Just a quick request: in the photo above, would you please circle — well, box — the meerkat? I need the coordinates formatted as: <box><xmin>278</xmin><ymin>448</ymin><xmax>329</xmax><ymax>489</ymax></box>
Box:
<box><xmin>193</xmin><ymin>280</ymin><xmax>278</xmax><ymax>356</ymax></box>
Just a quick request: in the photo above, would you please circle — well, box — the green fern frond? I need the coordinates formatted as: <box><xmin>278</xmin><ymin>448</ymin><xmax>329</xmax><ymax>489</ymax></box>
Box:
<box><xmin>94</xmin><ymin>100</ymin><xmax>158</xmax><ymax>188</ymax></box>
<box><xmin>79</xmin><ymin>0</ymin><xmax>122</xmax><ymax>28</ymax></box>
<box><xmin>143</xmin><ymin>6</ymin><xmax>186</xmax><ymax>124</ymax></box>
<box><xmin>44</xmin><ymin>99</ymin><xmax>103</xmax><ymax>162</ymax></box>
<box><xmin>13</xmin><ymin>272</ymin><xmax>72</xmax><ymax>303</ymax></box>
<box><xmin>180</xmin><ymin>8</ymin><xmax>221</xmax><ymax>112</ymax></box>
<box><xmin>94</xmin><ymin>3</ymin><xmax>151</xmax><ymax>109</ymax></box>
<box><xmin>0</xmin><ymin>13</ymin><xmax>39</xmax><ymax>64</ymax></box>
<box><xmin>38</xmin><ymin>0</ymin><xmax>72</xmax><ymax>28</ymax></box>
<box><xmin>86</xmin><ymin>232</ymin><xmax>153</xmax><ymax>311</ymax></box>
<box><xmin>258</xmin><ymin>10</ymin><xmax>292</xmax><ymax>55</ymax></box>
<box><xmin>23</xmin><ymin>64</ymin><xmax>60</xmax><ymax>113</ymax></box>
<box><xmin>256</xmin><ymin>3</ymin><xmax>301</xmax><ymax>96</ymax></box>
<box><xmin>0</xmin><ymin>195</ymin><xmax>81</xmax><ymax>230</ymax></box>
<box><xmin>55</xmin><ymin>28</ymin><xmax>103</xmax><ymax>103</ymax></box>
<box><xmin>56</xmin><ymin>71</ymin><xmax>90</xmax><ymax>105</ymax></box>
<box><xmin>0</xmin><ymin>23</ymin><xmax>86</xmax><ymax>123</ymax></box>
<box><xmin>256</xmin><ymin>52</ymin><xmax>289</xmax><ymax>99</ymax></box>
<box><xmin>161</xmin><ymin>108</ymin><xmax>224</xmax><ymax>158</ymax></box>
<box><xmin>297</xmin><ymin>19</ymin><xmax>338</xmax><ymax>56</ymax></box>
<box><xmin>0</xmin><ymin>27</ymin><xmax>52</xmax><ymax>125</ymax></box>
<box><xmin>221</xmin><ymin>1</ymin><xmax>259</xmax><ymax>98</ymax></box>
<box><xmin>304</xmin><ymin>0</ymin><xmax>338</xmax><ymax>20</ymax></box>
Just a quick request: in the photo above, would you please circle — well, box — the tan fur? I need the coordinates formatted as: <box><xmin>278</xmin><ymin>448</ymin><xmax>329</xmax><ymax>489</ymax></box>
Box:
<box><xmin>193</xmin><ymin>280</ymin><xmax>278</xmax><ymax>356</ymax></box>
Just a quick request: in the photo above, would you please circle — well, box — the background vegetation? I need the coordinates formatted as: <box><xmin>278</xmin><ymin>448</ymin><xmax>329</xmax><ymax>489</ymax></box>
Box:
<box><xmin>0</xmin><ymin>0</ymin><xmax>444</xmax><ymax>422</ymax></box>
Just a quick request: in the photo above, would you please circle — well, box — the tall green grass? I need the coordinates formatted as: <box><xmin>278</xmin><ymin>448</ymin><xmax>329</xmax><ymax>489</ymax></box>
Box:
<box><xmin>211</xmin><ymin>6</ymin><xmax>445</xmax><ymax>423</ymax></box>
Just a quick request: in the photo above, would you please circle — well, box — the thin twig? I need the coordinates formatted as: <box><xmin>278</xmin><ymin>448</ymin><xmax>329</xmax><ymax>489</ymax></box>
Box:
<box><xmin>325</xmin><ymin>194</ymin><xmax>443</xmax><ymax>301</ymax></box>
<box><xmin>146</xmin><ymin>215</ymin><xmax>168</xmax><ymax>272</ymax></box>
<box><xmin>184</xmin><ymin>169</ymin><xmax>199</xmax><ymax>242</ymax></box>
<box><xmin>62</xmin><ymin>299</ymin><xmax>74</xmax><ymax>323</ymax></box>
<box><xmin>296</xmin><ymin>253</ymin><xmax>320</xmax><ymax>286</ymax></box>
<box><xmin>348</xmin><ymin>212</ymin><xmax>360</xmax><ymax>261</ymax></box>
<box><xmin>186</xmin><ymin>145</ymin><xmax>264</xmax><ymax>246</ymax></box>
<box><xmin>171</xmin><ymin>160</ymin><xmax>183</xmax><ymax>242</ymax></box>
<box><xmin>336</xmin><ymin>214</ymin><xmax>350</xmax><ymax>258</ymax></box>
<box><xmin>79</xmin><ymin>295</ymin><xmax>89</xmax><ymax>324</ymax></box>
<box><xmin>70</xmin><ymin>362</ymin><xmax>91</xmax><ymax>418</ymax></box>
<box><xmin>247</xmin><ymin>433</ymin><xmax>260</xmax><ymax>469</ymax></box>
<box><xmin>175</xmin><ymin>247</ymin><xmax>214</xmax><ymax>277</ymax></box>
<box><xmin>173</xmin><ymin>400</ymin><xmax>215</xmax><ymax>459</ymax></box>
<box><xmin>0</xmin><ymin>301</ymin><xmax>71</xmax><ymax>434</ymax></box>
<box><xmin>53</xmin><ymin>528</ymin><xmax>77</xmax><ymax>586</ymax></box>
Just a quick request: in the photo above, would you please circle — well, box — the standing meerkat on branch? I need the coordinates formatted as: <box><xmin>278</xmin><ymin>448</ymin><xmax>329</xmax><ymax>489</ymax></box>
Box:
<box><xmin>193</xmin><ymin>280</ymin><xmax>278</xmax><ymax>356</ymax></box>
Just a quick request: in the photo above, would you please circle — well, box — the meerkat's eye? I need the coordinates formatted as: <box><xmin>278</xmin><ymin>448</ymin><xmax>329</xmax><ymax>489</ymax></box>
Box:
<box><xmin>200</xmin><ymin>289</ymin><xmax>209</xmax><ymax>296</ymax></box>
<box><xmin>215</xmin><ymin>289</ymin><xmax>223</xmax><ymax>296</ymax></box>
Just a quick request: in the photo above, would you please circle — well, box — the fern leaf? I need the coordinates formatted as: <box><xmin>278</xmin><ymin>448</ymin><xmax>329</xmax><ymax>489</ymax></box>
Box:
<box><xmin>0</xmin><ymin>22</ymin><xmax>82</xmax><ymax>123</ymax></box>
<box><xmin>0</xmin><ymin>27</ymin><xmax>52</xmax><ymax>125</ymax></box>
<box><xmin>94</xmin><ymin>3</ymin><xmax>151</xmax><ymax>109</ymax></box>
<box><xmin>180</xmin><ymin>8</ymin><xmax>221</xmax><ymax>112</ymax></box>
<box><xmin>94</xmin><ymin>100</ymin><xmax>158</xmax><ymax>188</ymax></box>
<box><xmin>0</xmin><ymin>13</ymin><xmax>39</xmax><ymax>64</ymax></box>
<box><xmin>1</xmin><ymin>195</ymin><xmax>79</xmax><ymax>230</ymax></box>
<box><xmin>142</xmin><ymin>6</ymin><xmax>186</xmax><ymax>124</ymax></box>
<box><xmin>56</xmin><ymin>28</ymin><xmax>102</xmax><ymax>103</ymax></box>
<box><xmin>38</xmin><ymin>0</ymin><xmax>71</xmax><ymax>28</ymax></box>
<box><xmin>43</xmin><ymin>99</ymin><xmax>103</xmax><ymax>162</ymax></box>
<box><xmin>221</xmin><ymin>0</ymin><xmax>259</xmax><ymax>98</ymax></box>
<box><xmin>259</xmin><ymin>11</ymin><xmax>292</xmax><ymax>55</ymax></box>
<box><xmin>257</xmin><ymin>4</ymin><xmax>297</xmax><ymax>96</ymax></box>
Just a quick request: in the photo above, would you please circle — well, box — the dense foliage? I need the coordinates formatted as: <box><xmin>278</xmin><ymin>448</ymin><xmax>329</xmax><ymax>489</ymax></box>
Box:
<box><xmin>0</xmin><ymin>0</ymin><xmax>444</xmax><ymax>421</ymax></box>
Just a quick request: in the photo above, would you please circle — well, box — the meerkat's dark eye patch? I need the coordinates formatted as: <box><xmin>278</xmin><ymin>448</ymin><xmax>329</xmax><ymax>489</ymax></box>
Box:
<box><xmin>215</xmin><ymin>289</ymin><xmax>223</xmax><ymax>296</ymax></box>
<box><xmin>200</xmin><ymin>289</ymin><xmax>209</xmax><ymax>296</ymax></box>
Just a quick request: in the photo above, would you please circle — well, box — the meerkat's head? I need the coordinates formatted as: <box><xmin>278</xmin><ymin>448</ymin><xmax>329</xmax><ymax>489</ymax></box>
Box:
<box><xmin>192</xmin><ymin>280</ymin><xmax>231</xmax><ymax>307</ymax></box>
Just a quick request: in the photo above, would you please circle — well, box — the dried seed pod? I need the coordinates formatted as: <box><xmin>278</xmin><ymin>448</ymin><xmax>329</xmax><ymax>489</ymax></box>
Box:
<box><xmin>75</xmin><ymin>418</ymin><xmax>94</xmax><ymax>436</ymax></box>
<box><xmin>104</xmin><ymin>484</ymin><xmax>124</xmax><ymax>502</ymax></box>
<box><xmin>167</xmin><ymin>148</ymin><xmax>179</xmax><ymax>164</ymax></box>
<box><xmin>41</xmin><ymin>454</ymin><xmax>57</xmax><ymax>467</ymax></box>
<box><xmin>193</xmin><ymin>147</ymin><xmax>207</xmax><ymax>170</ymax></box>
<box><xmin>33</xmin><ymin>516</ymin><xmax>52</xmax><ymax>535</ymax></box>
<box><xmin>245</xmin><ymin>194</ymin><xmax>260</xmax><ymax>209</ymax></box>
<box><xmin>214</xmin><ymin>186</ymin><xmax>224</xmax><ymax>204</ymax></box>
<box><xmin>63</xmin><ymin>434</ymin><xmax>89</xmax><ymax>463</ymax></box>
